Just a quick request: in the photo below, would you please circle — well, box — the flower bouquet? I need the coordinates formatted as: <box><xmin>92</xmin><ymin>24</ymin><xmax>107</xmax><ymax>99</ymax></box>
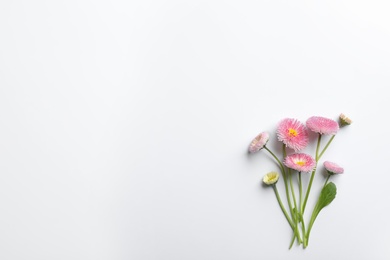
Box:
<box><xmin>249</xmin><ymin>114</ymin><xmax>352</xmax><ymax>248</ymax></box>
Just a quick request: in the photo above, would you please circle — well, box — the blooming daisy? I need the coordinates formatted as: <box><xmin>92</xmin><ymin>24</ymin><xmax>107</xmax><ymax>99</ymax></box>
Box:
<box><xmin>339</xmin><ymin>113</ymin><xmax>352</xmax><ymax>127</ymax></box>
<box><xmin>263</xmin><ymin>171</ymin><xmax>279</xmax><ymax>185</ymax></box>
<box><xmin>248</xmin><ymin>132</ymin><xmax>269</xmax><ymax>153</ymax></box>
<box><xmin>306</xmin><ymin>116</ymin><xmax>339</xmax><ymax>135</ymax></box>
<box><xmin>277</xmin><ymin>118</ymin><xmax>309</xmax><ymax>151</ymax></box>
<box><xmin>284</xmin><ymin>153</ymin><xmax>316</xmax><ymax>172</ymax></box>
<box><xmin>323</xmin><ymin>161</ymin><xmax>344</xmax><ymax>175</ymax></box>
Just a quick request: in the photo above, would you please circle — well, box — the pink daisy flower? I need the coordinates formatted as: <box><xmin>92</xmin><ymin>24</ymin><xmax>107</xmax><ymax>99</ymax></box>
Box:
<box><xmin>277</xmin><ymin>118</ymin><xmax>309</xmax><ymax>151</ymax></box>
<box><xmin>323</xmin><ymin>161</ymin><xmax>344</xmax><ymax>175</ymax></box>
<box><xmin>306</xmin><ymin>116</ymin><xmax>339</xmax><ymax>135</ymax></box>
<box><xmin>284</xmin><ymin>153</ymin><xmax>316</xmax><ymax>172</ymax></box>
<box><xmin>248</xmin><ymin>132</ymin><xmax>269</xmax><ymax>153</ymax></box>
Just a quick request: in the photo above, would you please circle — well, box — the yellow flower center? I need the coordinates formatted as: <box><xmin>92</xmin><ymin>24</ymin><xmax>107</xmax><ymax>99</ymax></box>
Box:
<box><xmin>296</xmin><ymin>161</ymin><xmax>306</xmax><ymax>166</ymax></box>
<box><xmin>288</xmin><ymin>128</ymin><xmax>298</xmax><ymax>137</ymax></box>
<box><xmin>268</xmin><ymin>175</ymin><xmax>277</xmax><ymax>181</ymax></box>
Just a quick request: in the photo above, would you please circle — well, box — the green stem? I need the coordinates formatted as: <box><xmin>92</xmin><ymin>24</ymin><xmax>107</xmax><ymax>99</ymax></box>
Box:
<box><xmin>298</xmin><ymin>172</ymin><xmax>303</xmax><ymax>212</ymax></box>
<box><xmin>298</xmin><ymin>172</ymin><xmax>307</xmax><ymax>248</ymax></box>
<box><xmin>303</xmin><ymin>135</ymin><xmax>336</xmax><ymax>243</ymax></box>
<box><xmin>289</xmin><ymin>171</ymin><xmax>301</xmax><ymax>247</ymax></box>
<box><xmin>301</xmin><ymin>218</ymin><xmax>308</xmax><ymax>248</ymax></box>
<box><xmin>265</xmin><ymin>146</ymin><xmax>302</xmax><ymax>245</ymax></box>
<box><xmin>323</xmin><ymin>175</ymin><xmax>330</xmax><ymax>189</ymax></box>
<box><xmin>305</xmin><ymin>135</ymin><xmax>337</xmax><ymax>247</ymax></box>
<box><xmin>264</xmin><ymin>146</ymin><xmax>285</xmax><ymax>174</ymax></box>
<box><xmin>265</xmin><ymin>147</ymin><xmax>294</xmax><ymax>217</ymax></box>
<box><xmin>289</xmin><ymin>173</ymin><xmax>298</xmax><ymax>217</ymax></box>
<box><xmin>302</xmin><ymin>167</ymin><xmax>317</xmax><ymax>216</ymax></box>
<box><xmin>281</xmin><ymin>145</ymin><xmax>294</xmax><ymax>216</ymax></box>
<box><xmin>302</xmin><ymin>134</ymin><xmax>321</xmax><ymax>214</ymax></box>
<box><xmin>273</xmin><ymin>185</ymin><xmax>302</xmax><ymax>245</ymax></box>
<box><xmin>318</xmin><ymin>135</ymin><xmax>335</xmax><ymax>161</ymax></box>
<box><xmin>305</xmin><ymin>176</ymin><xmax>333</xmax><ymax>246</ymax></box>
<box><xmin>315</xmin><ymin>134</ymin><xmax>322</xmax><ymax>161</ymax></box>
<box><xmin>284</xmin><ymin>144</ymin><xmax>303</xmax><ymax>246</ymax></box>
<box><xmin>305</xmin><ymin>202</ymin><xmax>319</xmax><ymax>246</ymax></box>
<box><xmin>289</xmin><ymin>232</ymin><xmax>296</xmax><ymax>249</ymax></box>
<box><xmin>272</xmin><ymin>185</ymin><xmax>293</xmax><ymax>228</ymax></box>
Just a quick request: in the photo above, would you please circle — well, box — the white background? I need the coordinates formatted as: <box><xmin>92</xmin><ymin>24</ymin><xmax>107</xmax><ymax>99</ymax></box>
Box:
<box><xmin>1</xmin><ymin>1</ymin><xmax>389</xmax><ymax>259</ymax></box>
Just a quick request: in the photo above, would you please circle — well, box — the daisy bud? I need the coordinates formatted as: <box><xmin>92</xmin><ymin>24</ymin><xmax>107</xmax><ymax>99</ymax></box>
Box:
<box><xmin>323</xmin><ymin>161</ymin><xmax>344</xmax><ymax>175</ymax></box>
<box><xmin>339</xmin><ymin>113</ymin><xmax>352</xmax><ymax>127</ymax></box>
<box><xmin>263</xmin><ymin>171</ymin><xmax>279</xmax><ymax>185</ymax></box>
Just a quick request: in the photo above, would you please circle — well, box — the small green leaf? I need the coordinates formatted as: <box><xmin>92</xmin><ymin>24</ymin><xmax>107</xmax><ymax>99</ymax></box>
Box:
<box><xmin>306</xmin><ymin>182</ymin><xmax>338</xmax><ymax>244</ymax></box>
<box><xmin>317</xmin><ymin>182</ymin><xmax>337</xmax><ymax>213</ymax></box>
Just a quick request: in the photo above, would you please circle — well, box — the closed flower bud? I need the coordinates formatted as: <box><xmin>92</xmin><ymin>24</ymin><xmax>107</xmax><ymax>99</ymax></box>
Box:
<box><xmin>263</xmin><ymin>171</ymin><xmax>279</xmax><ymax>185</ymax></box>
<box><xmin>339</xmin><ymin>113</ymin><xmax>352</xmax><ymax>127</ymax></box>
<box><xmin>323</xmin><ymin>161</ymin><xmax>344</xmax><ymax>175</ymax></box>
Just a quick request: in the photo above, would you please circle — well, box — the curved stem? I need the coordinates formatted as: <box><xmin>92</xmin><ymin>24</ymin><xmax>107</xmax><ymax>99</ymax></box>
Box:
<box><xmin>289</xmin><ymin>232</ymin><xmax>296</xmax><ymax>249</ymax></box>
<box><xmin>264</xmin><ymin>147</ymin><xmax>285</xmax><ymax>174</ymax></box>
<box><xmin>265</xmin><ymin>146</ymin><xmax>294</xmax><ymax>216</ymax></box>
<box><xmin>272</xmin><ymin>185</ymin><xmax>293</xmax><ymax>228</ymax></box>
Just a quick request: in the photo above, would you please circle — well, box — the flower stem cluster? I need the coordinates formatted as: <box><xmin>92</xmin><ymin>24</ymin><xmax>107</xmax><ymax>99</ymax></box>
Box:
<box><xmin>249</xmin><ymin>113</ymin><xmax>351</xmax><ymax>249</ymax></box>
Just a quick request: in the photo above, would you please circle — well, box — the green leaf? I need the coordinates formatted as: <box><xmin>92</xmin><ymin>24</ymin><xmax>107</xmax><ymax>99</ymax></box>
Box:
<box><xmin>306</xmin><ymin>182</ymin><xmax>338</xmax><ymax>245</ymax></box>
<box><xmin>316</xmin><ymin>182</ymin><xmax>337</xmax><ymax>214</ymax></box>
